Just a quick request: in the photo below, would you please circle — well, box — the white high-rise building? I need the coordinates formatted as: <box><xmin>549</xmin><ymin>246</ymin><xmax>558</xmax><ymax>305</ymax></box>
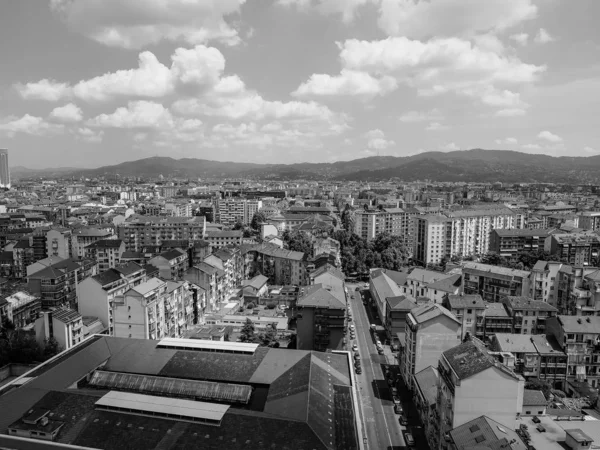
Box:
<box><xmin>0</xmin><ymin>149</ymin><xmax>10</xmax><ymax>188</ymax></box>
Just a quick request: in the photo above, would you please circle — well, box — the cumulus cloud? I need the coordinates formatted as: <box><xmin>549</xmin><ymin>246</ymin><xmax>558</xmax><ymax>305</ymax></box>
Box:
<box><xmin>74</xmin><ymin>127</ymin><xmax>104</xmax><ymax>143</ymax></box>
<box><xmin>426</xmin><ymin>122</ymin><xmax>449</xmax><ymax>131</ymax></box>
<box><xmin>49</xmin><ymin>103</ymin><xmax>83</xmax><ymax>122</ymax></box>
<box><xmin>441</xmin><ymin>142</ymin><xmax>460</xmax><ymax>151</ymax></box>
<box><xmin>377</xmin><ymin>0</ymin><xmax>537</xmax><ymax>39</ymax></box>
<box><xmin>399</xmin><ymin>109</ymin><xmax>443</xmax><ymax>123</ymax></box>
<box><xmin>534</xmin><ymin>28</ymin><xmax>555</xmax><ymax>44</ymax></box>
<box><xmin>15</xmin><ymin>79</ymin><xmax>72</xmax><ymax>101</ymax></box>
<box><xmin>495</xmin><ymin>137</ymin><xmax>518</xmax><ymax>145</ymax></box>
<box><xmin>522</xmin><ymin>143</ymin><xmax>541</xmax><ymax>150</ymax></box>
<box><xmin>584</xmin><ymin>146</ymin><xmax>598</xmax><ymax>153</ymax></box>
<box><xmin>49</xmin><ymin>0</ymin><xmax>246</xmax><ymax>49</ymax></box>
<box><xmin>538</xmin><ymin>130</ymin><xmax>563</xmax><ymax>143</ymax></box>
<box><xmin>0</xmin><ymin>114</ymin><xmax>65</xmax><ymax>137</ymax></box>
<box><xmin>510</xmin><ymin>33</ymin><xmax>529</xmax><ymax>46</ymax></box>
<box><xmin>292</xmin><ymin>70</ymin><xmax>397</xmax><ymax>99</ymax></box>
<box><xmin>278</xmin><ymin>0</ymin><xmax>375</xmax><ymax>23</ymax></box>
<box><xmin>364</xmin><ymin>129</ymin><xmax>394</xmax><ymax>150</ymax></box>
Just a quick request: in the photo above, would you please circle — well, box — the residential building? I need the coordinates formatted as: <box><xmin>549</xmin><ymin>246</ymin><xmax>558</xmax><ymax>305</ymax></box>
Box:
<box><xmin>521</xmin><ymin>389</ymin><xmax>548</xmax><ymax>416</ymax></box>
<box><xmin>0</xmin><ymin>148</ymin><xmax>10</xmax><ymax>188</ymax></box>
<box><xmin>119</xmin><ymin>215</ymin><xmax>206</xmax><ymax>252</ymax></box>
<box><xmin>205</xmin><ymin>230</ymin><xmax>243</xmax><ymax>250</ymax></box>
<box><xmin>462</xmin><ymin>262</ymin><xmax>531</xmax><ymax>303</ymax></box>
<box><xmin>545</xmin><ymin>232</ymin><xmax>600</xmax><ymax>267</ymax></box>
<box><xmin>0</xmin><ymin>291</ymin><xmax>41</xmax><ymax>329</ymax></box>
<box><xmin>501</xmin><ymin>295</ymin><xmax>558</xmax><ymax>335</ymax></box>
<box><xmin>556</xmin><ymin>266</ymin><xmax>600</xmax><ymax>316</ymax></box>
<box><xmin>0</xmin><ymin>335</ymin><xmax>358</xmax><ymax>450</ymax></box>
<box><xmin>413</xmin><ymin>208</ymin><xmax>518</xmax><ymax>265</ymax></box>
<box><xmin>546</xmin><ymin>315</ymin><xmax>600</xmax><ymax>389</ymax></box>
<box><xmin>242</xmin><ymin>242</ymin><xmax>307</xmax><ymax>286</ymax></box>
<box><xmin>183</xmin><ymin>262</ymin><xmax>222</xmax><ymax>312</ymax></box>
<box><xmin>491</xmin><ymin>333</ymin><xmax>540</xmax><ymax>379</ymax></box>
<box><xmin>530</xmin><ymin>334</ymin><xmax>568</xmax><ymax>389</ymax></box>
<box><xmin>481</xmin><ymin>302</ymin><xmax>513</xmax><ymax>341</ymax></box>
<box><xmin>296</xmin><ymin>284</ymin><xmax>346</xmax><ymax>352</ymax></box>
<box><xmin>425</xmin><ymin>273</ymin><xmax>462</xmax><ymax>304</ymax></box>
<box><xmin>72</xmin><ymin>227</ymin><xmax>115</xmax><ymax>258</ymax></box>
<box><xmin>148</xmin><ymin>248</ymin><xmax>188</xmax><ymax>281</ymax></box>
<box><xmin>43</xmin><ymin>308</ymin><xmax>84</xmax><ymax>350</ymax></box>
<box><xmin>241</xmin><ymin>274</ymin><xmax>269</xmax><ymax>297</ymax></box>
<box><xmin>578</xmin><ymin>211</ymin><xmax>600</xmax><ymax>231</ymax></box>
<box><xmin>448</xmin><ymin>416</ymin><xmax>527</xmax><ymax>450</ymax></box>
<box><xmin>530</xmin><ymin>260</ymin><xmax>565</xmax><ymax>306</ymax></box>
<box><xmin>165</xmin><ymin>201</ymin><xmax>192</xmax><ymax>217</ymax></box>
<box><xmin>370</xmin><ymin>269</ymin><xmax>404</xmax><ymax>326</ymax></box>
<box><xmin>46</xmin><ymin>227</ymin><xmax>73</xmax><ymax>259</ymax></box>
<box><xmin>413</xmin><ymin>365</ymin><xmax>440</xmax><ymax>448</ymax></box>
<box><xmin>489</xmin><ymin>228</ymin><xmax>554</xmax><ymax>260</ymax></box>
<box><xmin>28</xmin><ymin>258</ymin><xmax>97</xmax><ymax>309</ymax></box>
<box><xmin>402</xmin><ymin>303</ymin><xmax>461</xmax><ymax>391</ymax></box>
<box><xmin>77</xmin><ymin>262</ymin><xmax>148</xmax><ymax>334</ymax></box>
<box><xmin>215</xmin><ymin>198</ymin><xmax>263</xmax><ymax>226</ymax></box>
<box><xmin>437</xmin><ymin>338</ymin><xmax>524</xmax><ymax>450</ymax></box>
<box><xmin>204</xmin><ymin>247</ymin><xmax>243</xmax><ymax>299</ymax></box>
<box><xmin>443</xmin><ymin>294</ymin><xmax>486</xmax><ymax>340</ymax></box>
<box><xmin>385</xmin><ymin>295</ymin><xmax>417</xmax><ymax>341</ymax></box>
<box><xmin>12</xmin><ymin>239</ymin><xmax>34</xmax><ymax>279</ymax></box>
<box><xmin>32</xmin><ymin>227</ymin><xmax>49</xmax><ymax>262</ymax></box>
<box><xmin>84</xmin><ymin>239</ymin><xmax>126</xmax><ymax>272</ymax></box>
<box><xmin>406</xmin><ymin>267</ymin><xmax>450</xmax><ymax>298</ymax></box>
<box><xmin>354</xmin><ymin>207</ymin><xmax>416</xmax><ymax>244</ymax></box>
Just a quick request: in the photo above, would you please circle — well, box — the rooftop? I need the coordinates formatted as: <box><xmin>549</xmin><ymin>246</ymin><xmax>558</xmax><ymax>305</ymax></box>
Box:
<box><xmin>493</xmin><ymin>333</ymin><xmax>537</xmax><ymax>354</ymax></box>
<box><xmin>450</xmin><ymin>415</ymin><xmax>527</xmax><ymax>450</ymax></box>
<box><xmin>298</xmin><ymin>284</ymin><xmax>346</xmax><ymax>310</ymax></box>
<box><xmin>522</xmin><ymin>389</ymin><xmax>547</xmax><ymax>407</ymax></box>
<box><xmin>407</xmin><ymin>267</ymin><xmax>448</xmax><ymax>285</ymax></box>
<box><xmin>52</xmin><ymin>308</ymin><xmax>82</xmax><ymax>324</ymax></box>
<box><xmin>131</xmin><ymin>278</ymin><xmax>165</xmax><ymax>296</ymax></box>
<box><xmin>446</xmin><ymin>294</ymin><xmax>485</xmax><ymax>310</ymax></box>
<box><xmin>85</xmin><ymin>239</ymin><xmax>123</xmax><ymax>249</ymax></box>
<box><xmin>503</xmin><ymin>296</ymin><xmax>558</xmax><ymax>312</ymax></box>
<box><xmin>530</xmin><ymin>334</ymin><xmax>566</xmax><ymax>356</ymax></box>
<box><xmin>493</xmin><ymin>228</ymin><xmax>554</xmax><ymax>237</ymax></box>
<box><xmin>413</xmin><ymin>365</ymin><xmax>438</xmax><ymax>407</ymax></box>
<box><xmin>483</xmin><ymin>302</ymin><xmax>509</xmax><ymax>318</ymax></box>
<box><xmin>410</xmin><ymin>303</ymin><xmax>459</xmax><ymax>325</ymax></box>
<box><xmin>462</xmin><ymin>261</ymin><xmax>531</xmax><ymax>279</ymax></box>
<box><xmin>443</xmin><ymin>339</ymin><xmax>519</xmax><ymax>381</ymax></box>
<box><xmin>386</xmin><ymin>295</ymin><xmax>417</xmax><ymax>311</ymax></box>
<box><xmin>556</xmin><ymin>315</ymin><xmax>600</xmax><ymax>333</ymax></box>
<box><xmin>426</xmin><ymin>273</ymin><xmax>462</xmax><ymax>293</ymax></box>
<box><xmin>370</xmin><ymin>271</ymin><xmax>404</xmax><ymax>303</ymax></box>
<box><xmin>242</xmin><ymin>242</ymin><xmax>304</xmax><ymax>261</ymax></box>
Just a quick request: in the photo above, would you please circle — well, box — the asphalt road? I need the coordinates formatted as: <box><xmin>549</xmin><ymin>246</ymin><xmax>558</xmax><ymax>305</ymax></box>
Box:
<box><xmin>347</xmin><ymin>283</ymin><xmax>407</xmax><ymax>450</ymax></box>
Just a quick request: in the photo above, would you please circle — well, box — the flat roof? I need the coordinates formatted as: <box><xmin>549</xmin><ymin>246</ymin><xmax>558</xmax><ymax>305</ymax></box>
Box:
<box><xmin>95</xmin><ymin>391</ymin><xmax>229</xmax><ymax>423</ymax></box>
<box><xmin>156</xmin><ymin>337</ymin><xmax>259</xmax><ymax>354</ymax></box>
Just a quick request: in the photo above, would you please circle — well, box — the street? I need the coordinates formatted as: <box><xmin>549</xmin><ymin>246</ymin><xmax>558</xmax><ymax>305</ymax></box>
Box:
<box><xmin>346</xmin><ymin>283</ymin><xmax>407</xmax><ymax>450</ymax></box>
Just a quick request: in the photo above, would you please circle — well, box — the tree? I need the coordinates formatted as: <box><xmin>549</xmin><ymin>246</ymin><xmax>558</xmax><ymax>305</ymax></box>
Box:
<box><xmin>232</xmin><ymin>221</ymin><xmax>244</xmax><ymax>231</ymax></box>
<box><xmin>480</xmin><ymin>252</ymin><xmax>509</xmax><ymax>267</ymax></box>
<box><xmin>251</xmin><ymin>211</ymin><xmax>268</xmax><ymax>231</ymax></box>
<box><xmin>239</xmin><ymin>318</ymin><xmax>259</xmax><ymax>343</ymax></box>
<box><xmin>525</xmin><ymin>378</ymin><xmax>551</xmax><ymax>399</ymax></box>
<box><xmin>259</xmin><ymin>323</ymin><xmax>279</xmax><ymax>347</ymax></box>
<box><xmin>287</xmin><ymin>334</ymin><xmax>297</xmax><ymax>349</ymax></box>
<box><xmin>282</xmin><ymin>230</ymin><xmax>312</xmax><ymax>256</ymax></box>
<box><xmin>43</xmin><ymin>336</ymin><xmax>61</xmax><ymax>359</ymax></box>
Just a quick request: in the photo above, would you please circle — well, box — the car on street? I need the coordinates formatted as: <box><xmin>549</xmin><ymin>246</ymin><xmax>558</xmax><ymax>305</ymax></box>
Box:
<box><xmin>532</xmin><ymin>416</ymin><xmax>541</xmax><ymax>424</ymax></box>
<box><xmin>377</xmin><ymin>347</ymin><xmax>384</xmax><ymax>355</ymax></box>
<box><xmin>392</xmin><ymin>396</ymin><xmax>401</xmax><ymax>405</ymax></box>
<box><xmin>404</xmin><ymin>432</ymin><xmax>415</xmax><ymax>447</ymax></box>
<box><xmin>355</xmin><ymin>286</ymin><xmax>361</xmax><ymax>291</ymax></box>
<box><xmin>354</xmin><ymin>353</ymin><xmax>360</xmax><ymax>361</ymax></box>
<box><xmin>352</xmin><ymin>343</ymin><xmax>358</xmax><ymax>351</ymax></box>
<box><xmin>355</xmin><ymin>367</ymin><xmax>362</xmax><ymax>374</ymax></box>
<box><xmin>391</xmin><ymin>387</ymin><xmax>398</xmax><ymax>396</ymax></box>
<box><xmin>399</xmin><ymin>414</ymin><xmax>408</xmax><ymax>425</ymax></box>
<box><xmin>349</xmin><ymin>324</ymin><xmax>355</xmax><ymax>330</ymax></box>
<box><xmin>394</xmin><ymin>404</ymin><xmax>403</xmax><ymax>414</ymax></box>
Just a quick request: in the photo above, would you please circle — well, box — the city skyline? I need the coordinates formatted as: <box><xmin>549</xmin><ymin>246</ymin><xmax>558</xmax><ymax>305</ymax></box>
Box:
<box><xmin>1</xmin><ymin>1</ymin><xmax>600</xmax><ymax>169</ymax></box>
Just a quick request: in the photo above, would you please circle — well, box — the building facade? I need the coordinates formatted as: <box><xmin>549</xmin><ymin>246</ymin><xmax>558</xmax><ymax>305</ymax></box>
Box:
<box><xmin>119</xmin><ymin>215</ymin><xmax>206</xmax><ymax>252</ymax></box>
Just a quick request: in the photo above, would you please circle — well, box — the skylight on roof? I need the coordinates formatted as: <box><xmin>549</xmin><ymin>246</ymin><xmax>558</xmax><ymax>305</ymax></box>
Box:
<box><xmin>474</xmin><ymin>435</ymin><xmax>486</xmax><ymax>443</ymax></box>
<box><xmin>469</xmin><ymin>424</ymin><xmax>480</xmax><ymax>432</ymax></box>
<box><xmin>497</xmin><ymin>425</ymin><xmax>506</xmax><ymax>433</ymax></box>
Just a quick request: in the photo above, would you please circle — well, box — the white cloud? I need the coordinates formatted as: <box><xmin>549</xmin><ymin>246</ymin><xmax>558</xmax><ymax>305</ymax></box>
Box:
<box><xmin>336</xmin><ymin>37</ymin><xmax>544</xmax><ymax>110</ymax></box>
<box><xmin>0</xmin><ymin>114</ymin><xmax>64</xmax><ymax>137</ymax></box>
<box><xmin>538</xmin><ymin>130</ymin><xmax>563</xmax><ymax>143</ymax></box>
<box><xmin>49</xmin><ymin>0</ymin><xmax>246</xmax><ymax>49</ymax></box>
<box><xmin>584</xmin><ymin>146</ymin><xmax>598</xmax><ymax>153</ymax></box>
<box><xmin>399</xmin><ymin>109</ymin><xmax>443</xmax><ymax>123</ymax></box>
<box><xmin>364</xmin><ymin>129</ymin><xmax>395</xmax><ymax>150</ymax></box>
<box><xmin>15</xmin><ymin>79</ymin><xmax>72</xmax><ymax>101</ymax></box>
<box><xmin>278</xmin><ymin>0</ymin><xmax>375</xmax><ymax>23</ymax></box>
<box><xmin>292</xmin><ymin>70</ymin><xmax>397</xmax><ymax>99</ymax></box>
<box><xmin>377</xmin><ymin>0</ymin><xmax>537</xmax><ymax>39</ymax></box>
<box><xmin>426</xmin><ymin>122</ymin><xmax>449</xmax><ymax>131</ymax></box>
<box><xmin>522</xmin><ymin>143</ymin><xmax>541</xmax><ymax>150</ymax></box>
<box><xmin>496</xmin><ymin>108</ymin><xmax>527</xmax><ymax>117</ymax></box>
<box><xmin>441</xmin><ymin>142</ymin><xmax>460</xmax><ymax>151</ymax></box>
<box><xmin>75</xmin><ymin>127</ymin><xmax>104</xmax><ymax>143</ymax></box>
<box><xmin>495</xmin><ymin>137</ymin><xmax>518</xmax><ymax>145</ymax></box>
<box><xmin>534</xmin><ymin>28</ymin><xmax>555</xmax><ymax>44</ymax></box>
<box><xmin>50</xmin><ymin>103</ymin><xmax>83</xmax><ymax>122</ymax></box>
<box><xmin>510</xmin><ymin>33</ymin><xmax>529</xmax><ymax>46</ymax></box>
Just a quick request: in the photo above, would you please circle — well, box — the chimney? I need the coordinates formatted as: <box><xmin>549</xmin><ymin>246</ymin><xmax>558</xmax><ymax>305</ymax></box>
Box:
<box><xmin>586</xmin><ymin>317</ymin><xmax>591</xmax><ymax>323</ymax></box>
<box><xmin>577</xmin><ymin>318</ymin><xmax>582</xmax><ymax>324</ymax></box>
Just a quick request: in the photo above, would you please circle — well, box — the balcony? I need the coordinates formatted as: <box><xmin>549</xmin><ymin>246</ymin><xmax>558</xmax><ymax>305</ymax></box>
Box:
<box><xmin>573</xmin><ymin>287</ymin><xmax>592</xmax><ymax>299</ymax></box>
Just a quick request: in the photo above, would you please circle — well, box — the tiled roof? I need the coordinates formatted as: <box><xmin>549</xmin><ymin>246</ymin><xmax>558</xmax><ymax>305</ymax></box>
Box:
<box><xmin>386</xmin><ymin>295</ymin><xmax>417</xmax><ymax>311</ymax></box>
<box><xmin>523</xmin><ymin>389</ymin><xmax>547</xmax><ymax>406</ymax></box>
<box><xmin>463</xmin><ymin>261</ymin><xmax>531</xmax><ymax>278</ymax></box>
<box><xmin>413</xmin><ymin>365</ymin><xmax>439</xmax><ymax>407</ymax></box>
<box><xmin>92</xmin><ymin>269</ymin><xmax>122</xmax><ymax>286</ymax></box>
<box><xmin>557</xmin><ymin>315</ymin><xmax>600</xmax><ymax>333</ymax></box>
<box><xmin>131</xmin><ymin>277</ymin><xmax>165</xmax><ymax>296</ymax></box>
<box><xmin>195</xmin><ymin>261</ymin><xmax>218</xmax><ymax>275</ymax></box>
<box><xmin>52</xmin><ymin>308</ymin><xmax>82</xmax><ymax>324</ymax></box>
<box><xmin>206</xmin><ymin>230</ymin><xmax>243</xmax><ymax>238</ymax></box>
<box><xmin>28</xmin><ymin>259</ymin><xmax>82</xmax><ymax>279</ymax></box>
<box><xmin>298</xmin><ymin>284</ymin><xmax>345</xmax><ymax>310</ymax></box>
<box><xmin>530</xmin><ymin>334</ymin><xmax>566</xmax><ymax>356</ymax></box>
<box><xmin>371</xmin><ymin>271</ymin><xmax>404</xmax><ymax>301</ymax></box>
<box><xmin>503</xmin><ymin>296</ymin><xmax>558</xmax><ymax>312</ymax></box>
<box><xmin>483</xmin><ymin>302</ymin><xmax>509</xmax><ymax>318</ymax></box>
<box><xmin>493</xmin><ymin>333</ymin><xmax>537</xmax><ymax>353</ymax></box>
<box><xmin>411</xmin><ymin>303</ymin><xmax>459</xmax><ymax>325</ymax></box>
<box><xmin>443</xmin><ymin>339</ymin><xmax>515</xmax><ymax>381</ymax></box>
<box><xmin>407</xmin><ymin>268</ymin><xmax>448</xmax><ymax>284</ymax></box>
<box><xmin>243</xmin><ymin>242</ymin><xmax>305</xmax><ymax>261</ymax></box>
<box><xmin>446</xmin><ymin>294</ymin><xmax>485</xmax><ymax>310</ymax></box>
<box><xmin>426</xmin><ymin>273</ymin><xmax>461</xmax><ymax>293</ymax></box>
<box><xmin>450</xmin><ymin>415</ymin><xmax>527</xmax><ymax>450</ymax></box>
<box><xmin>115</xmin><ymin>262</ymin><xmax>144</xmax><ymax>276</ymax></box>
<box><xmin>157</xmin><ymin>248</ymin><xmax>186</xmax><ymax>261</ymax></box>
<box><xmin>311</xmin><ymin>264</ymin><xmax>344</xmax><ymax>282</ymax></box>
<box><xmin>85</xmin><ymin>239</ymin><xmax>123</xmax><ymax>249</ymax></box>
<box><xmin>493</xmin><ymin>228</ymin><xmax>553</xmax><ymax>237</ymax></box>
<box><xmin>242</xmin><ymin>274</ymin><xmax>269</xmax><ymax>290</ymax></box>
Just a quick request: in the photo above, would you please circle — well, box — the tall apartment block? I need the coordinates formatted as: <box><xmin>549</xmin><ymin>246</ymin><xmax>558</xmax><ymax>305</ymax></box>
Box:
<box><xmin>215</xmin><ymin>198</ymin><xmax>262</xmax><ymax>226</ymax></box>
<box><xmin>413</xmin><ymin>208</ymin><xmax>518</xmax><ymax>265</ymax></box>
<box><xmin>354</xmin><ymin>207</ymin><xmax>417</xmax><ymax>245</ymax></box>
<box><xmin>0</xmin><ymin>149</ymin><xmax>10</xmax><ymax>188</ymax></box>
<box><xmin>119</xmin><ymin>215</ymin><xmax>206</xmax><ymax>252</ymax></box>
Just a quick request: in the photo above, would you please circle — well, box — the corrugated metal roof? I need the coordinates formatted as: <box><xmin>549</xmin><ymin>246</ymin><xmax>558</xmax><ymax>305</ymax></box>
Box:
<box><xmin>156</xmin><ymin>337</ymin><xmax>259</xmax><ymax>354</ymax></box>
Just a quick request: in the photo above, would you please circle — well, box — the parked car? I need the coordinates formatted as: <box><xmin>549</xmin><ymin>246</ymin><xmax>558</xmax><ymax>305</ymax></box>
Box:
<box><xmin>394</xmin><ymin>404</ymin><xmax>403</xmax><ymax>414</ymax></box>
<box><xmin>352</xmin><ymin>343</ymin><xmax>358</xmax><ymax>351</ymax></box>
<box><xmin>520</xmin><ymin>424</ymin><xmax>528</xmax><ymax>431</ymax></box>
<box><xmin>536</xmin><ymin>424</ymin><xmax>545</xmax><ymax>433</ymax></box>
<box><xmin>378</xmin><ymin>347</ymin><xmax>384</xmax><ymax>355</ymax></box>
<box><xmin>392</xmin><ymin>396</ymin><xmax>401</xmax><ymax>405</ymax></box>
<box><xmin>404</xmin><ymin>432</ymin><xmax>415</xmax><ymax>447</ymax></box>
<box><xmin>355</xmin><ymin>367</ymin><xmax>362</xmax><ymax>374</ymax></box>
<box><xmin>399</xmin><ymin>414</ymin><xmax>408</xmax><ymax>425</ymax></box>
<box><xmin>532</xmin><ymin>416</ymin><xmax>541</xmax><ymax>424</ymax></box>
<box><xmin>349</xmin><ymin>324</ymin><xmax>355</xmax><ymax>330</ymax></box>
<box><xmin>354</xmin><ymin>353</ymin><xmax>360</xmax><ymax>361</ymax></box>
<box><xmin>391</xmin><ymin>387</ymin><xmax>398</xmax><ymax>396</ymax></box>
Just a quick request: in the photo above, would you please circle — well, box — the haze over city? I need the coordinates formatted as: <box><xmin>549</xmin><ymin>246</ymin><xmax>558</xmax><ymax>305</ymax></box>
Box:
<box><xmin>1</xmin><ymin>0</ymin><xmax>600</xmax><ymax>169</ymax></box>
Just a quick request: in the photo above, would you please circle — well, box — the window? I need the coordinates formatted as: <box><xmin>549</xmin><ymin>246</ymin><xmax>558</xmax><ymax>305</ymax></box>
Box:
<box><xmin>467</xmin><ymin>309</ymin><xmax>472</xmax><ymax>314</ymax></box>
<box><xmin>526</xmin><ymin>411</ymin><xmax>531</xmax><ymax>415</ymax></box>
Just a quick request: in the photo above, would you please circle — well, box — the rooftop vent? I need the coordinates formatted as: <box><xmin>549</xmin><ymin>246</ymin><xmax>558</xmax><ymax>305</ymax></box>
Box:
<box><xmin>586</xmin><ymin>317</ymin><xmax>591</xmax><ymax>323</ymax></box>
<box><xmin>577</xmin><ymin>318</ymin><xmax>582</xmax><ymax>324</ymax></box>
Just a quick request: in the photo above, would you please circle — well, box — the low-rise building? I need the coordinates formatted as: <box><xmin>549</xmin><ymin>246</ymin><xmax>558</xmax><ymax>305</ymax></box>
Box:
<box><xmin>481</xmin><ymin>302</ymin><xmax>513</xmax><ymax>341</ymax></box>
<box><xmin>443</xmin><ymin>294</ymin><xmax>485</xmax><ymax>340</ymax></box>
<box><xmin>462</xmin><ymin>262</ymin><xmax>531</xmax><ymax>302</ymax></box>
<box><xmin>242</xmin><ymin>242</ymin><xmax>307</xmax><ymax>286</ymax></box>
<box><xmin>501</xmin><ymin>296</ymin><xmax>558</xmax><ymax>335</ymax></box>
<box><xmin>491</xmin><ymin>333</ymin><xmax>540</xmax><ymax>378</ymax></box>
<box><xmin>448</xmin><ymin>416</ymin><xmax>527</xmax><ymax>450</ymax></box>
<box><xmin>148</xmin><ymin>248</ymin><xmax>188</xmax><ymax>281</ymax></box>
<box><xmin>0</xmin><ymin>290</ymin><xmax>40</xmax><ymax>329</ymax></box>
<box><xmin>385</xmin><ymin>295</ymin><xmax>417</xmax><ymax>340</ymax></box>
<box><xmin>530</xmin><ymin>334</ymin><xmax>568</xmax><ymax>389</ymax></box>
<box><xmin>545</xmin><ymin>232</ymin><xmax>600</xmax><ymax>267</ymax></box>
<box><xmin>84</xmin><ymin>239</ymin><xmax>126</xmax><ymax>272</ymax></box>
<box><xmin>205</xmin><ymin>230</ymin><xmax>243</xmax><ymax>250</ymax></box>
<box><xmin>489</xmin><ymin>228</ymin><xmax>554</xmax><ymax>260</ymax></box>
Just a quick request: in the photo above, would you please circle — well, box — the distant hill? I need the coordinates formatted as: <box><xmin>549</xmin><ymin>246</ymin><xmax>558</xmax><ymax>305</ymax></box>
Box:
<box><xmin>11</xmin><ymin>150</ymin><xmax>600</xmax><ymax>183</ymax></box>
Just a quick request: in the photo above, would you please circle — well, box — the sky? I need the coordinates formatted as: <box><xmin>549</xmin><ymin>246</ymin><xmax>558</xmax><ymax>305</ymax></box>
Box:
<box><xmin>1</xmin><ymin>0</ymin><xmax>599</xmax><ymax>169</ymax></box>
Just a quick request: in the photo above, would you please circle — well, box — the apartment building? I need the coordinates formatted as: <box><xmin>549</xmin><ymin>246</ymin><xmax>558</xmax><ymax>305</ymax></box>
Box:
<box><xmin>370</xmin><ymin>269</ymin><xmax>404</xmax><ymax>324</ymax></box>
<box><xmin>77</xmin><ymin>262</ymin><xmax>148</xmax><ymax>334</ymax></box>
<box><xmin>242</xmin><ymin>242</ymin><xmax>307</xmax><ymax>286</ymax></box>
<box><xmin>0</xmin><ymin>291</ymin><xmax>40</xmax><ymax>329</ymax></box>
<box><xmin>546</xmin><ymin>315</ymin><xmax>600</xmax><ymax>389</ymax></box>
<box><xmin>205</xmin><ymin>230</ymin><xmax>243</xmax><ymax>250</ymax></box>
<box><xmin>578</xmin><ymin>211</ymin><xmax>600</xmax><ymax>231</ymax></box>
<box><xmin>386</xmin><ymin>295</ymin><xmax>417</xmax><ymax>341</ymax></box>
<box><xmin>148</xmin><ymin>248</ymin><xmax>188</xmax><ymax>281</ymax></box>
<box><xmin>183</xmin><ymin>262</ymin><xmax>221</xmax><ymax>312</ymax></box>
<box><xmin>491</xmin><ymin>333</ymin><xmax>540</xmax><ymax>379</ymax></box>
<box><xmin>530</xmin><ymin>260</ymin><xmax>566</xmax><ymax>306</ymax></box>
<box><xmin>442</xmin><ymin>294</ymin><xmax>485</xmax><ymax>340</ymax></box>
<box><xmin>413</xmin><ymin>208</ymin><xmax>518</xmax><ymax>265</ymax></box>
<box><xmin>45</xmin><ymin>227</ymin><xmax>73</xmax><ymax>259</ymax></box>
<box><xmin>27</xmin><ymin>258</ymin><xmax>97</xmax><ymax>309</ymax></box>
<box><xmin>436</xmin><ymin>339</ymin><xmax>524</xmax><ymax>450</ymax></box>
<box><xmin>413</xmin><ymin>365</ymin><xmax>440</xmax><ymax>449</ymax></box>
<box><xmin>489</xmin><ymin>228</ymin><xmax>554</xmax><ymax>260</ymax></box>
<box><xmin>72</xmin><ymin>228</ymin><xmax>115</xmax><ymax>258</ymax></box>
<box><xmin>165</xmin><ymin>201</ymin><xmax>192</xmax><ymax>217</ymax></box>
<box><xmin>502</xmin><ymin>296</ymin><xmax>558</xmax><ymax>335</ymax></box>
<box><xmin>84</xmin><ymin>239</ymin><xmax>126</xmax><ymax>272</ymax></box>
<box><xmin>113</xmin><ymin>277</ymin><xmax>194</xmax><ymax>340</ymax></box>
<box><xmin>206</xmin><ymin>247</ymin><xmax>243</xmax><ymax>296</ymax></box>
<box><xmin>296</xmin><ymin>284</ymin><xmax>346</xmax><ymax>352</ymax></box>
<box><xmin>354</xmin><ymin>207</ymin><xmax>417</xmax><ymax>243</ymax></box>
<box><xmin>402</xmin><ymin>303</ymin><xmax>461</xmax><ymax>391</ymax></box>
<box><xmin>556</xmin><ymin>265</ymin><xmax>600</xmax><ymax>316</ymax></box>
<box><xmin>481</xmin><ymin>302</ymin><xmax>513</xmax><ymax>340</ymax></box>
<box><xmin>215</xmin><ymin>198</ymin><xmax>262</xmax><ymax>226</ymax></box>
<box><xmin>50</xmin><ymin>308</ymin><xmax>84</xmax><ymax>350</ymax></box>
<box><xmin>462</xmin><ymin>262</ymin><xmax>531</xmax><ymax>303</ymax></box>
<box><xmin>12</xmin><ymin>239</ymin><xmax>34</xmax><ymax>279</ymax></box>
<box><xmin>530</xmin><ymin>334</ymin><xmax>568</xmax><ymax>389</ymax></box>
<box><xmin>405</xmin><ymin>268</ymin><xmax>449</xmax><ymax>298</ymax></box>
<box><xmin>545</xmin><ymin>232</ymin><xmax>600</xmax><ymax>267</ymax></box>
<box><xmin>119</xmin><ymin>215</ymin><xmax>206</xmax><ymax>252</ymax></box>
